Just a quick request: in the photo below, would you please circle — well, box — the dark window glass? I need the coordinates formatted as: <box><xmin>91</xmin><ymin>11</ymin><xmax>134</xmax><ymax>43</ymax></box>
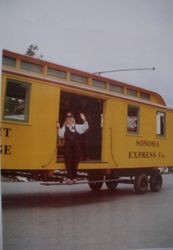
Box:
<box><xmin>2</xmin><ymin>56</ymin><xmax>16</xmax><ymax>67</ymax></box>
<box><xmin>127</xmin><ymin>105</ymin><xmax>139</xmax><ymax>133</ymax></box>
<box><xmin>92</xmin><ymin>79</ymin><xmax>106</xmax><ymax>89</ymax></box>
<box><xmin>140</xmin><ymin>92</ymin><xmax>151</xmax><ymax>100</ymax></box>
<box><xmin>3</xmin><ymin>80</ymin><xmax>31</xmax><ymax>122</ymax></box>
<box><xmin>48</xmin><ymin>67</ymin><xmax>67</xmax><ymax>79</ymax></box>
<box><xmin>109</xmin><ymin>84</ymin><xmax>124</xmax><ymax>93</ymax></box>
<box><xmin>127</xmin><ymin>88</ymin><xmax>138</xmax><ymax>97</ymax></box>
<box><xmin>21</xmin><ymin>60</ymin><xmax>42</xmax><ymax>73</ymax></box>
<box><xmin>156</xmin><ymin>112</ymin><xmax>165</xmax><ymax>136</ymax></box>
<box><xmin>70</xmin><ymin>73</ymin><xmax>88</xmax><ymax>84</ymax></box>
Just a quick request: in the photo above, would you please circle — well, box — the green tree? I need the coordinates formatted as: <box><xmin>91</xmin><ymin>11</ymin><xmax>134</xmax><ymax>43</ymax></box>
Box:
<box><xmin>25</xmin><ymin>44</ymin><xmax>43</xmax><ymax>58</ymax></box>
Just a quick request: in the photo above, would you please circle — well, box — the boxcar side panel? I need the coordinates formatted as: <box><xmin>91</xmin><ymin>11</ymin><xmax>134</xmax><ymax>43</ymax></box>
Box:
<box><xmin>1</xmin><ymin>73</ymin><xmax>60</xmax><ymax>170</ymax></box>
<box><xmin>102</xmin><ymin>98</ymin><xmax>173</xmax><ymax>169</ymax></box>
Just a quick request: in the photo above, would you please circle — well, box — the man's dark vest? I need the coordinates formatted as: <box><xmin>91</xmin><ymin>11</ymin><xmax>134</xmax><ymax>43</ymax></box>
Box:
<box><xmin>64</xmin><ymin>126</ymin><xmax>80</xmax><ymax>141</ymax></box>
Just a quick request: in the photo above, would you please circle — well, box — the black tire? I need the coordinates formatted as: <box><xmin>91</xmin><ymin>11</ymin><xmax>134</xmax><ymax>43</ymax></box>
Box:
<box><xmin>88</xmin><ymin>175</ymin><xmax>103</xmax><ymax>191</ymax></box>
<box><xmin>134</xmin><ymin>174</ymin><xmax>148</xmax><ymax>194</ymax></box>
<box><xmin>150</xmin><ymin>172</ymin><xmax>162</xmax><ymax>192</ymax></box>
<box><xmin>105</xmin><ymin>174</ymin><xmax>119</xmax><ymax>191</ymax></box>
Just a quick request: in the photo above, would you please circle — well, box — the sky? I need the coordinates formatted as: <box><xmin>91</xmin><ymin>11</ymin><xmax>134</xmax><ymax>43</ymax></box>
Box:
<box><xmin>0</xmin><ymin>0</ymin><xmax>173</xmax><ymax>106</ymax></box>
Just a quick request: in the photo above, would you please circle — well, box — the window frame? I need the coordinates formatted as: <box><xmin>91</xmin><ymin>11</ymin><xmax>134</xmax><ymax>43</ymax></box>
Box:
<box><xmin>47</xmin><ymin>67</ymin><xmax>67</xmax><ymax>79</ymax></box>
<box><xmin>127</xmin><ymin>88</ymin><xmax>138</xmax><ymax>97</ymax></box>
<box><xmin>127</xmin><ymin>105</ymin><xmax>140</xmax><ymax>134</ymax></box>
<box><xmin>3</xmin><ymin>79</ymin><xmax>31</xmax><ymax>123</ymax></box>
<box><xmin>70</xmin><ymin>73</ymin><xmax>88</xmax><ymax>84</ymax></box>
<box><xmin>92</xmin><ymin>79</ymin><xmax>107</xmax><ymax>89</ymax></box>
<box><xmin>2</xmin><ymin>56</ymin><xmax>16</xmax><ymax>67</ymax></box>
<box><xmin>140</xmin><ymin>92</ymin><xmax>151</xmax><ymax>101</ymax></box>
<box><xmin>156</xmin><ymin>111</ymin><xmax>166</xmax><ymax>137</ymax></box>
<box><xmin>21</xmin><ymin>60</ymin><xmax>43</xmax><ymax>74</ymax></box>
<box><xmin>109</xmin><ymin>83</ymin><xmax>124</xmax><ymax>94</ymax></box>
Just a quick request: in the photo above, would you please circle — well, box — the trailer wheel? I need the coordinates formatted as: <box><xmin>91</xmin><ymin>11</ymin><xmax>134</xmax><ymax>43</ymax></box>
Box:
<box><xmin>134</xmin><ymin>174</ymin><xmax>148</xmax><ymax>194</ymax></box>
<box><xmin>150</xmin><ymin>172</ymin><xmax>162</xmax><ymax>192</ymax></box>
<box><xmin>88</xmin><ymin>175</ymin><xmax>103</xmax><ymax>191</ymax></box>
<box><xmin>105</xmin><ymin>174</ymin><xmax>119</xmax><ymax>191</ymax></box>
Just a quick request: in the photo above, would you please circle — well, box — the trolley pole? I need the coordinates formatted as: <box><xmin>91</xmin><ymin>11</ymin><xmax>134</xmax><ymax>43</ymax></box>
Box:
<box><xmin>93</xmin><ymin>67</ymin><xmax>155</xmax><ymax>76</ymax></box>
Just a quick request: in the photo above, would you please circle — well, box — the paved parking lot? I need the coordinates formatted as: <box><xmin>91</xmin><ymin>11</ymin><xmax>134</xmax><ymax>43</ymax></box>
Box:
<box><xmin>1</xmin><ymin>175</ymin><xmax>173</xmax><ymax>250</ymax></box>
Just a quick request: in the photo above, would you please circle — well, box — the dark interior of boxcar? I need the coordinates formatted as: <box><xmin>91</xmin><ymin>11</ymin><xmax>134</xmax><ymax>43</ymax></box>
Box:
<box><xmin>57</xmin><ymin>91</ymin><xmax>103</xmax><ymax>162</ymax></box>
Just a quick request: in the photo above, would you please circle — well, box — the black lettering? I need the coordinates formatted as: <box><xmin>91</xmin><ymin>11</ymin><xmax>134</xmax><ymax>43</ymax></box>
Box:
<box><xmin>129</xmin><ymin>151</ymin><xmax>163</xmax><ymax>159</ymax></box>
<box><xmin>4</xmin><ymin>128</ymin><xmax>12</xmax><ymax>137</ymax></box>
<box><xmin>153</xmin><ymin>152</ymin><xmax>157</xmax><ymax>158</ymax></box>
<box><xmin>129</xmin><ymin>152</ymin><xmax>134</xmax><ymax>158</ymax></box>
<box><xmin>138</xmin><ymin>152</ymin><xmax>144</xmax><ymax>158</ymax></box>
<box><xmin>143</xmin><ymin>152</ymin><xmax>147</xmax><ymax>158</ymax></box>
<box><xmin>158</xmin><ymin>152</ymin><xmax>165</xmax><ymax>158</ymax></box>
<box><xmin>149</xmin><ymin>152</ymin><xmax>152</xmax><ymax>158</ymax></box>
<box><xmin>136</xmin><ymin>140</ymin><xmax>160</xmax><ymax>147</ymax></box>
<box><xmin>4</xmin><ymin>145</ymin><xmax>12</xmax><ymax>155</ymax></box>
<box><xmin>0</xmin><ymin>145</ymin><xmax>12</xmax><ymax>155</ymax></box>
<box><xmin>129</xmin><ymin>152</ymin><xmax>138</xmax><ymax>158</ymax></box>
<box><xmin>0</xmin><ymin>127</ymin><xmax>12</xmax><ymax>137</ymax></box>
<box><xmin>134</xmin><ymin>152</ymin><xmax>138</xmax><ymax>158</ymax></box>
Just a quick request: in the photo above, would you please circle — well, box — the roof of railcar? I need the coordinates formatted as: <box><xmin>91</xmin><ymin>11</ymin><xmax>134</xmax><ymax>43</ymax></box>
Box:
<box><xmin>2</xmin><ymin>49</ymin><xmax>166</xmax><ymax>106</ymax></box>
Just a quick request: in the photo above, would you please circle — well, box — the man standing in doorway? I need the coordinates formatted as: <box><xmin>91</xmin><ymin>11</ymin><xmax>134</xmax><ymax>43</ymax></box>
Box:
<box><xmin>57</xmin><ymin>113</ymin><xmax>89</xmax><ymax>184</ymax></box>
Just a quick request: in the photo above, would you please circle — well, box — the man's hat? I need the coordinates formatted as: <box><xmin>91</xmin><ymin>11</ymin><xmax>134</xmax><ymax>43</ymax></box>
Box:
<box><xmin>66</xmin><ymin>112</ymin><xmax>74</xmax><ymax>118</ymax></box>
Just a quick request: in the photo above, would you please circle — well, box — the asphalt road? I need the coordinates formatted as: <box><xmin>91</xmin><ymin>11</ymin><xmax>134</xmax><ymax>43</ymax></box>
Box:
<box><xmin>1</xmin><ymin>175</ymin><xmax>173</xmax><ymax>250</ymax></box>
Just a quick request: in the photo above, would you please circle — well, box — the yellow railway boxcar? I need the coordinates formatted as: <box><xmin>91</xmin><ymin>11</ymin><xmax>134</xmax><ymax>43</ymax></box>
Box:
<box><xmin>1</xmin><ymin>50</ymin><xmax>173</xmax><ymax>193</ymax></box>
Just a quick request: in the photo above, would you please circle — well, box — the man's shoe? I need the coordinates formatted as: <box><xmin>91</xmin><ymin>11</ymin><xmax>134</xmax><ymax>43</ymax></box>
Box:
<box><xmin>66</xmin><ymin>179</ymin><xmax>73</xmax><ymax>185</ymax></box>
<box><xmin>72</xmin><ymin>179</ymin><xmax>78</xmax><ymax>184</ymax></box>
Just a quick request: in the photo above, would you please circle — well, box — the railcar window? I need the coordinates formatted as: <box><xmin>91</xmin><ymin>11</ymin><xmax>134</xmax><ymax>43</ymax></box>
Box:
<box><xmin>70</xmin><ymin>73</ymin><xmax>88</xmax><ymax>84</ymax></box>
<box><xmin>127</xmin><ymin>88</ymin><xmax>138</xmax><ymax>97</ymax></box>
<box><xmin>92</xmin><ymin>79</ymin><xmax>106</xmax><ymax>89</ymax></box>
<box><xmin>3</xmin><ymin>80</ymin><xmax>31</xmax><ymax>122</ymax></box>
<box><xmin>127</xmin><ymin>105</ymin><xmax>139</xmax><ymax>133</ymax></box>
<box><xmin>48</xmin><ymin>67</ymin><xmax>67</xmax><ymax>79</ymax></box>
<box><xmin>156</xmin><ymin>112</ymin><xmax>165</xmax><ymax>136</ymax></box>
<box><xmin>21</xmin><ymin>60</ymin><xmax>42</xmax><ymax>73</ymax></box>
<box><xmin>109</xmin><ymin>84</ymin><xmax>124</xmax><ymax>93</ymax></box>
<box><xmin>2</xmin><ymin>56</ymin><xmax>16</xmax><ymax>67</ymax></box>
<box><xmin>140</xmin><ymin>92</ymin><xmax>150</xmax><ymax>100</ymax></box>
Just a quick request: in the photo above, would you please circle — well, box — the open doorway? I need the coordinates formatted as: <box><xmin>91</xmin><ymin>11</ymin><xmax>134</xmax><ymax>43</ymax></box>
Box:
<box><xmin>57</xmin><ymin>91</ymin><xmax>103</xmax><ymax>162</ymax></box>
